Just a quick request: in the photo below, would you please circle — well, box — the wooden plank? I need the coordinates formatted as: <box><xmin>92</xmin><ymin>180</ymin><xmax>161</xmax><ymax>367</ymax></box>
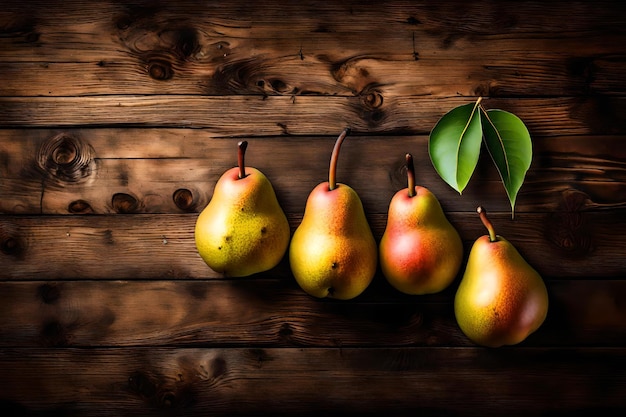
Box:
<box><xmin>2</xmin><ymin>1</ymin><xmax>625</xmax><ymax>61</ymax></box>
<box><xmin>0</xmin><ymin>210</ymin><xmax>625</xmax><ymax>280</ymax></box>
<box><xmin>0</xmin><ymin>347</ymin><xmax>624</xmax><ymax>416</ymax></box>
<box><xmin>1</xmin><ymin>130</ymin><xmax>625</xmax><ymax>215</ymax></box>
<box><xmin>0</xmin><ymin>279</ymin><xmax>623</xmax><ymax>348</ymax></box>
<box><xmin>0</xmin><ymin>96</ymin><xmax>624</xmax><ymax>136</ymax></box>
<box><xmin>2</xmin><ymin>50</ymin><xmax>624</xmax><ymax>98</ymax></box>
<box><xmin>3</xmin><ymin>0</ymin><xmax>625</xmax><ymax>36</ymax></box>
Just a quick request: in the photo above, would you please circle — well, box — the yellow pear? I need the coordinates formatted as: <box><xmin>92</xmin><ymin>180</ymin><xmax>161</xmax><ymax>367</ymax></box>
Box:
<box><xmin>289</xmin><ymin>128</ymin><xmax>377</xmax><ymax>300</ymax></box>
<box><xmin>195</xmin><ymin>141</ymin><xmax>290</xmax><ymax>277</ymax></box>
<box><xmin>454</xmin><ymin>207</ymin><xmax>549</xmax><ymax>347</ymax></box>
<box><xmin>379</xmin><ymin>153</ymin><xmax>463</xmax><ymax>295</ymax></box>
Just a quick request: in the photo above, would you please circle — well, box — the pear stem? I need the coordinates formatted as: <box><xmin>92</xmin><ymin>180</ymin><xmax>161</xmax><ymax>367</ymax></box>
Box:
<box><xmin>477</xmin><ymin>206</ymin><xmax>497</xmax><ymax>242</ymax></box>
<box><xmin>237</xmin><ymin>141</ymin><xmax>248</xmax><ymax>179</ymax></box>
<box><xmin>406</xmin><ymin>153</ymin><xmax>416</xmax><ymax>198</ymax></box>
<box><xmin>328</xmin><ymin>128</ymin><xmax>350</xmax><ymax>191</ymax></box>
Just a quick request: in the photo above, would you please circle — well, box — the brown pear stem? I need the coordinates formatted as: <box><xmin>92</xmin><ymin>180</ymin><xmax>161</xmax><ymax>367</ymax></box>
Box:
<box><xmin>328</xmin><ymin>128</ymin><xmax>350</xmax><ymax>191</ymax></box>
<box><xmin>406</xmin><ymin>153</ymin><xmax>416</xmax><ymax>197</ymax></box>
<box><xmin>477</xmin><ymin>206</ymin><xmax>497</xmax><ymax>242</ymax></box>
<box><xmin>237</xmin><ymin>141</ymin><xmax>248</xmax><ymax>179</ymax></box>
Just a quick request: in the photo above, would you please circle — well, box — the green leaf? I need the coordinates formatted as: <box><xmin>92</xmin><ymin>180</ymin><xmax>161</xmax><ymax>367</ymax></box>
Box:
<box><xmin>480</xmin><ymin>108</ymin><xmax>532</xmax><ymax>216</ymax></box>
<box><xmin>428</xmin><ymin>100</ymin><xmax>483</xmax><ymax>194</ymax></box>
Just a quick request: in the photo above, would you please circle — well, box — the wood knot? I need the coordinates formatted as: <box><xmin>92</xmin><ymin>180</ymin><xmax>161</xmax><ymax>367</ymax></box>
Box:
<box><xmin>158</xmin><ymin>386</ymin><xmax>196</xmax><ymax>409</ymax></box>
<box><xmin>173</xmin><ymin>188</ymin><xmax>196</xmax><ymax>211</ymax></box>
<box><xmin>474</xmin><ymin>81</ymin><xmax>501</xmax><ymax>97</ymax></box>
<box><xmin>158</xmin><ymin>390</ymin><xmax>177</xmax><ymax>408</ymax></box>
<box><xmin>40</xmin><ymin>320</ymin><xmax>70</xmax><ymax>347</ymax></box>
<box><xmin>37</xmin><ymin>133</ymin><xmax>95</xmax><ymax>183</ymax></box>
<box><xmin>254</xmin><ymin>77</ymin><xmax>297</xmax><ymax>95</ymax></box>
<box><xmin>37</xmin><ymin>283</ymin><xmax>61</xmax><ymax>304</ymax></box>
<box><xmin>211</xmin><ymin>357</ymin><xmax>228</xmax><ymax>379</ymax></box>
<box><xmin>268</xmin><ymin>78</ymin><xmax>290</xmax><ymax>93</ymax></box>
<box><xmin>0</xmin><ymin>220</ymin><xmax>24</xmax><ymax>257</ymax></box>
<box><xmin>545</xmin><ymin>190</ymin><xmax>594</xmax><ymax>257</ymax></box>
<box><xmin>112</xmin><ymin>193</ymin><xmax>141</xmax><ymax>213</ymax></box>
<box><xmin>247</xmin><ymin>348</ymin><xmax>271</xmax><ymax>367</ymax></box>
<box><xmin>360</xmin><ymin>89</ymin><xmax>384</xmax><ymax>110</ymax></box>
<box><xmin>356</xmin><ymin>85</ymin><xmax>386</xmax><ymax>126</ymax></box>
<box><xmin>128</xmin><ymin>370</ymin><xmax>197</xmax><ymax>409</ymax></box>
<box><xmin>147</xmin><ymin>59</ymin><xmax>173</xmax><ymax>80</ymax></box>
<box><xmin>278</xmin><ymin>323</ymin><xmax>293</xmax><ymax>338</ymax></box>
<box><xmin>406</xmin><ymin>16</ymin><xmax>422</xmax><ymax>25</ymax></box>
<box><xmin>115</xmin><ymin>15</ymin><xmax>132</xmax><ymax>30</ymax></box>
<box><xmin>172</xmin><ymin>27</ymin><xmax>200</xmax><ymax>59</ymax></box>
<box><xmin>359</xmin><ymin>107</ymin><xmax>386</xmax><ymax>127</ymax></box>
<box><xmin>68</xmin><ymin>199</ymin><xmax>94</xmax><ymax>214</ymax></box>
<box><xmin>1</xmin><ymin>235</ymin><xmax>23</xmax><ymax>257</ymax></box>
<box><xmin>141</xmin><ymin>26</ymin><xmax>200</xmax><ymax>80</ymax></box>
<box><xmin>1</xmin><ymin>236</ymin><xmax>21</xmax><ymax>255</ymax></box>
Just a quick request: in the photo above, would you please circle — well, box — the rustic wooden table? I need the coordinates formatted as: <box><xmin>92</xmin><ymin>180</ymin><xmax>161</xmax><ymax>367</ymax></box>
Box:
<box><xmin>1</xmin><ymin>0</ymin><xmax>625</xmax><ymax>415</ymax></box>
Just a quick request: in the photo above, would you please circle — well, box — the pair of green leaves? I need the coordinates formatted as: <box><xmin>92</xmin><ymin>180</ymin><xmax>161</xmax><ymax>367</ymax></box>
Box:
<box><xmin>428</xmin><ymin>97</ymin><xmax>532</xmax><ymax>216</ymax></box>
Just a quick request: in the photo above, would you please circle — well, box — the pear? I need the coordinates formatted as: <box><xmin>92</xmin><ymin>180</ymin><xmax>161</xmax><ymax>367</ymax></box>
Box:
<box><xmin>379</xmin><ymin>153</ymin><xmax>463</xmax><ymax>295</ymax></box>
<box><xmin>195</xmin><ymin>141</ymin><xmax>290</xmax><ymax>277</ymax></box>
<box><xmin>454</xmin><ymin>207</ymin><xmax>549</xmax><ymax>347</ymax></box>
<box><xmin>289</xmin><ymin>128</ymin><xmax>377</xmax><ymax>300</ymax></box>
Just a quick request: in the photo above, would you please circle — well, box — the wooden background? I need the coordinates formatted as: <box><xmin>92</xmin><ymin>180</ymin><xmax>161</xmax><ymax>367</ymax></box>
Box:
<box><xmin>1</xmin><ymin>0</ymin><xmax>625</xmax><ymax>415</ymax></box>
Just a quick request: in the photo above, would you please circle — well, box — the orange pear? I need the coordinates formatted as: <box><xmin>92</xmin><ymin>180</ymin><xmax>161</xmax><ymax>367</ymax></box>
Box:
<box><xmin>454</xmin><ymin>207</ymin><xmax>549</xmax><ymax>347</ymax></box>
<box><xmin>379</xmin><ymin>154</ymin><xmax>463</xmax><ymax>295</ymax></box>
<box><xmin>289</xmin><ymin>128</ymin><xmax>377</xmax><ymax>300</ymax></box>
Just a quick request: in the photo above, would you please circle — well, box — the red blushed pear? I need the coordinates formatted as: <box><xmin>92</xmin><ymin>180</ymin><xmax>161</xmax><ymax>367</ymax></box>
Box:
<box><xmin>289</xmin><ymin>128</ymin><xmax>377</xmax><ymax>300</ymax></box>
<box><xmin>379</xmin><ymin>153</ymin><xmax>463</xmax><ymax>295</ymax></box>
<box><xmin>454</xmin><ymin>207</ymin><xmax>549</xmax><ymax>347</ymax></box>
<box><xmin>194</xmin><ymin>141</ymin><xmax>290</xmax><ymax>277</ymax></box>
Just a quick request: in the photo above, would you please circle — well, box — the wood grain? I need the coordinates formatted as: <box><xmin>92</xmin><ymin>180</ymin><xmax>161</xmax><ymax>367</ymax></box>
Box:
<box><xmin>0</xmin><ymin>211</ymin><xmax>624</xmax><ymax>280</ymax></box>
<box><xmin>1</xmin><ymin>130</ymin><xmax>625</xmax><ymax>215</ymax></box>
<box><xmin>2</xmin><ymin>56</ymin><xmax>624</xmax><ymax>98</ymax></box>
<box><xmin>1</xmin><ymin>347</ymin><xmax>624</xmax><ymax>416</ymax></box>
<box><xmin>1</xmin><ymin>96</ymin><xmax>624</xmax><ymax>137</ymax></box>
<box><xmin>1</xmin><ymin>0</ymin><xmax>625</xmax><ymax>98</ymax></box>
<box><xmin>0</xmin><ymin>279</ymin><xmax>623</xmax><ymax>348</ymax></box>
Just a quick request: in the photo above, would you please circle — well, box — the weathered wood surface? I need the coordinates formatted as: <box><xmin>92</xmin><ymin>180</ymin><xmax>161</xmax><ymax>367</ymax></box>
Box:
<box><xmin>0</xmin><ymin>279</ymin><xmax>624</xmax><ymax>348</ymax></box>
<box><xmin>1</xmin><ymin>0</ymin><xmax>625</xmax><ymax>415</ymax></box>
<box><xmin>1</xmin><ymin>347</ymin><xmax>625</xmax><ymax>417</ymax></box>
<box><xmin>1</xmin><ymin>130</ymin><xmax>625</xmax><ymax>215</ymax></box>
<box><xmin>1</xmin><ymin>96</ymin><xmax>625</xmax><ymax>136</ymax></box>
<box><xmin>1</xmin><ymin>0</ymin><xmax>625</xmax><ymax>98</ymax></box>
<box><xmin>0</xmin><ymin>211</ymin><xmax>624</xmax><ymax>279</ymax></box>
